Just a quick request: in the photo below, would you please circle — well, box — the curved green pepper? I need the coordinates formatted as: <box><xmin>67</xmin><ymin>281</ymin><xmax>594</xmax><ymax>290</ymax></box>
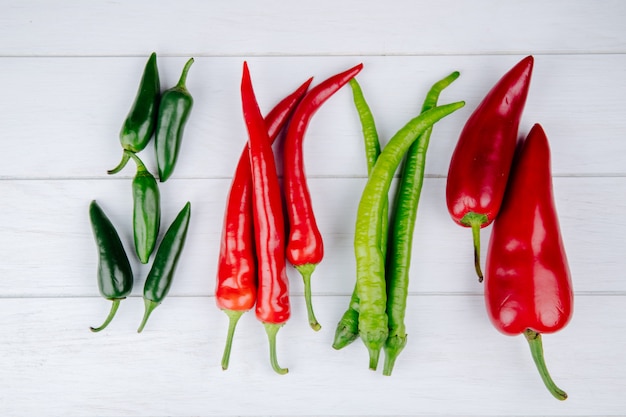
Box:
<box><xmin>89</xmin><ymin>200</ymin><xmax>134</xmax><ymax>332</ymax></box>
<box><xmin>138</xmin><ymin>201</ymin><xmax>191</xmax><ymax>332</ymax></box>
<box><xmin>119</xmin><ymin>52</ymin><xmax>160</xmax><ymax>153</ymax></box>
<box><xmin>155</xmin><ymin>58</ymin><xmax>194</xmax><ymax>182</ymax></box>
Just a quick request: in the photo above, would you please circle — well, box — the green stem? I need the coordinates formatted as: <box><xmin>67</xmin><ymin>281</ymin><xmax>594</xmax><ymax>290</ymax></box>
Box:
<box><xmin>524</xmin><ymin>329</ymin><xmax>568</xmax><ymax>401</ymax></box>
<box><xmin>296</xmin><ymin>263</ymin><xmax>321</xmax><ymax>331</ymax></box>
<box><xmin>176</xmin><ymin>58</ymin><xmax>194</xmax><ymax>89</ymax></box>
<box><xmin>221</xmin><ymin>309</ymin><xmax>244</xmax><ymax>370</ymax></box>
<box><xmin>107</xmin><ymin>150</ymin><xmax>132</xmax><ymax>175</ymax></box>
<box><xmin>332</xmin><ymin>290</ymin><xmax>360</xmax><ymax>350</ymax></box>
<box><xmin>126</xmin><ymin>150</ymin><xmax>148</xmax><ymax>172</ymax></box>
<box><xmin>460</xmin><ymin>211</ymin><xmax>488</xmax><ymax>282</ymax></box>
<box><xmin>90</xmin><ymin>299</ymin><xmax>122</xmax><ymax>332</ymax></box>
<box><xmin>137</xmin><ymin>298</ymin><xmax>159</xmax><ymax>333</ymax></box>
<box><xmin>367</xmin><ymin>343</ymin><xmax>381</xmax><ymax>371</ymax></box>
<box><xmin>264</xmin><ymin>323</ymin><xmax>288</xmax><ymax>375</ymax></box>
<box><xmin>382</xmin><ymin>334</ymin><xmax>407</xmax><ymax>376</ymax></box>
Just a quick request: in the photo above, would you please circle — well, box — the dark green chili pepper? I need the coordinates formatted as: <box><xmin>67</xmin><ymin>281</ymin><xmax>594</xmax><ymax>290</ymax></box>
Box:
<box><xmin>88</xmin><ymin>200</ymin><xmax>134</xmax><ymax>332</ymax></box>
<box><xmin>138</xmin><ymin>201</ymin><xmax>191</xmax><ymax>332</ymax></box>
<box><xmin>128</xmin><ymin>151</ymin><xmax>161</xmax><ymax>264</ymax></box>
<box><xmin>116</xmin><ymin>52</ymin><xmax>160</xmax><ymax>159</ymax></box>
<box><xmin>333</xmin><ymin>78</ymin><xmax>386</xmax><ymax>350</ymax></box>
<box><xmin>155</xmin><ymin>57</ymin><xmax>194</xmax><ymax>182</ymax></box>
<box><xmin>355</xmin><ymin>100</ymin><xmax>465</xmax><ymax>370</ymax></box>
<box><xmin>382</xmin><ymin>71</ymin><xmax>460</xmax><ymax>376</ymax></box>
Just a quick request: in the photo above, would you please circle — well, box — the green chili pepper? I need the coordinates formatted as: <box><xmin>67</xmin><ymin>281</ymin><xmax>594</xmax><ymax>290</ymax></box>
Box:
<box><xmin>155</xmin><ymin>58</ymin><xmax>194</xmax><ymax>182</ymax></box>
<box><xmin>117</xmin><ymin>52</ymin><xmax>160</xmax><ymax>157</ymax></box>
<box><xmin>88</xmin><ymin>200</ymin><xmax>134</xmax><ymax>332</ymax></box>
<box><xmin>355</xmin><ymin>100</ymin><xmax>465</xmax><ymax>370</ymax></box>
<box><xmin>138</xmin><ymin>201</ymin><xmax>191</xmax><ymax>332</ymax></box>
<box><xmin>333</xmin><ymin>78</ymin><xmax>386</xmax><ymax>350</ymax></box>
<box><xmin>129</xmin><ymin>151</ymin><xmax>161</xmax><ymax>264</ymax></box>
<box><xmin>383</xmin><ymin>71</ymin><xmax>460</xmax><ymax>376</ymax></box>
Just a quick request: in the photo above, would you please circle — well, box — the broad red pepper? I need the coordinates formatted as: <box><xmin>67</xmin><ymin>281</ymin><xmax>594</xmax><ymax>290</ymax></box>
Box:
<box><xmin>241</xmin><ymin>62</ymin><xmax>291</xmax><ymax>375</ymax></box>
<box><xmin>485</xmin><ymin>123</ymin><xmax>573</xmax><ymax>400</ymax></box>
<box><xmin>283</xmin><ymin>63</ymin><xmax>363</xmax><ymax>331</ymax></box>
<box><xmin>215</xmin><ymin>76</ymin><xmax>312</xmax><ymax>370</ymax></box>
<box><xmin>446</xmin><ymin>56</ymin><xmax>534</xmax><ymax>282</ymax></box>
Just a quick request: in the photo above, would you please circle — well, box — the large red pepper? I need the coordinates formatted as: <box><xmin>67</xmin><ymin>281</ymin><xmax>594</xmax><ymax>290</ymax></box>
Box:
<box><xmin>446</xmin><ymin>56</ymin><xmax>534</xmax><ymax>282</ymax></box>
<box><xmin>283</xmin><ymin>63</ymin><xmax>363</xmax><ymax>331</ymax></box>
<box><xmin>241</xmin><ymin>62</ymin><xmax>291</xmax><ymax>375</ymax></box>
<box><xmin>215</xmin><ymin>76</ymin><xmax>312</xmax><ymax>370</ymax></box>
<box><xmin>485</xmin><ymin>123</ymin><xmax>573</xmax><ymax>400</ymax></box>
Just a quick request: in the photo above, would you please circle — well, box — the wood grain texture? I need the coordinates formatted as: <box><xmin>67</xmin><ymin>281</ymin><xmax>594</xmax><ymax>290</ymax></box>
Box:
<box><xmin>1</xmin><ymin>0</ymin><xmax>625</xmax><ymax>56</ymax></box>
<box><xmin>0</xmin><ymin>1</ymin><xmax>624</xmax><ymax>416</ymax></box>
<box><xmin>0</xmin><ymin>295</ymin><xmax>624</xmax><ymax>416</ymax></box>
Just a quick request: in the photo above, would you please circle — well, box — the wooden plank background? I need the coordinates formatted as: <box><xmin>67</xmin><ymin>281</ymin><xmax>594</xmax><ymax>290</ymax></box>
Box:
<box><xmin>1</xmin><ymin>1</ymin><xmax>625</xmax><ymax>416</ymax></box>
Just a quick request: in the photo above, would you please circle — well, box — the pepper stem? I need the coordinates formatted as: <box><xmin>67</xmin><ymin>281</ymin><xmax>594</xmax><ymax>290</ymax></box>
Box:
<box><xmin>90</xmin><ymin>299</ymin><xmax>122</xmax><ymax>332</ymax></box>
<box><xmin>220</xmin><ymin>309</ymin><xmax>244</xmax><ymax>370</ymax></box>
<box><xmin>367</xmin><ymin>344</ymin><xmax>381</xmax><ymax>371</ymax></box>
<box><xmin>460</xmin><ymin>212</ymin><xmax>488</xmax><ymax>282</ymax></box>
<box><xmin>524</xmin><ymin>329</ymin><xmax>568</xmax><ymax>401</ymax></box>
<box><xmin>107</xmin><ymin>150</ymin><xmax>132</xmax><ymax>175</ymax></box>
<box><xmin>295</xmin><ymin>263</ymin><xmax>321</xmax><ymax>331</ymax></box>
<box><xmin>126</xmin><ymin>150</ymin><xmax>148</xmax><ymax>172</ymax></box>
<box><xmin>263</xmin><ymin>323</ymin><xmax>288</xmax><ymax>375</ymax></box>
<box><xmin>176</xmin><ymin>58</ymin><xmax>195</xmax><ymax>89</ymax></box>
<box><xmin>332</xmin><ymin>307</ymin><xmax>359</xmax><ymax>350</ymax></box>
<box><xmin>137</xmin><ymin>298</ymin><xmax>160</xmax><ymax>333</ymax></box>
<box><xmin>382</xmin><ymin>334</ymin><xmax>408</xmax><ymax>376</ymax></box>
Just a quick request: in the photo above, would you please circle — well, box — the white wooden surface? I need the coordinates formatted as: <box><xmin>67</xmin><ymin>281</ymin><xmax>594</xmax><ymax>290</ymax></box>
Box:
<box><xmin>1</xmin><ymin>1</ymin><xmax>625</xmax><ymax>416</ymax></box>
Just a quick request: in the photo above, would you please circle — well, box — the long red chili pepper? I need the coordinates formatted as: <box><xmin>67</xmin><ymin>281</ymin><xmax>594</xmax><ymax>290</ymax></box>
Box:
<box><xmin>446</xmin><ymin>55</ymin><xmax>534</xmax><ymax>282</ymax></box>
<box><xmin>241</xmin><ymin>61</ymin><xmax>291</xmax><ymax>375</ymax></box>
<box><xmin>283</xmin><ymin>63</ymin><xmax>363</xmax><ymax>331</ymax></box>
<box><xmin>485</xmin><ymin>123</ymin><xmax>573</xmax><ymax>400</ymax></box>
<box><xmin>215</xmin><ymin>76</ymin><xmax>312</xmax><ymax>370</ymax></box>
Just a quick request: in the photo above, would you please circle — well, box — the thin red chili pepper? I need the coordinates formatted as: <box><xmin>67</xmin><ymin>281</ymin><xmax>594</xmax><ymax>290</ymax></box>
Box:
<box><xmin>283</xmin><ymin>63</ymin><xmax>364</xmax><ymax>331</ymax></box>
<box><xmin>241</xmin><ymin>61</ymin><xmax>290</xmax><ymax>375</ymax></box>
<box><xmin>485</xmin><ymin>123</ymin><xmax>573</xmax><ymax>400</ymax></box>
<box><xmin>215</xmin><ymin>76</ymin><xmax>312</xmax><ymax>370</ymax></box>
<box><xmin>446</xmin><ymin>55</ymin><xmax>534</xmax><ymax>282</ymax></box>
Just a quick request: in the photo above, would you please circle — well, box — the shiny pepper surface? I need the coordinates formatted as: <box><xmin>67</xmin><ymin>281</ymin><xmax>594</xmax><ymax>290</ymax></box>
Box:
<box><xmin>119</xmin><ymin>52</ymin><xmax>160</xmax><ymax>153</ymax></box>
<box><xmin>446</xmin><ymin>56</ymin><xmax>534</xmax><ymax>281</ymax></box>
<box><xmin>485</xmin><ymin>123</ymin><xmax>573</xmax><ymax>400</ymax></box>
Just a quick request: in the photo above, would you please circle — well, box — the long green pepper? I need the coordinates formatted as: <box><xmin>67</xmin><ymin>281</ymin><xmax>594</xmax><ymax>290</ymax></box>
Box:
<box><xmin>383</xmin><ymin>71</ymin><xmax>460</xmax><ymax>376</ymax></box>
<box><xmin>333</xmin><ymin>78</ymin><xmax>386</xmax><ymax>350</ymax></box>
<box><xmin>355</xmin><ymin>101</ymin><xmax>465</xmax><ymax>370</ymax></box>
<box><xmin>155</xmin><ymin>58</ymin><xmax>194</xmax><ymax>182</ymax></box>
<box><xmin>138</xmin><ymin>201</ymin><xmax>191</xmax><ymax>332</ymax></box>
<box><xmin>88</xmin><ymin>200</ymin><xmax>134</xmax><ymax>332</ymax></box>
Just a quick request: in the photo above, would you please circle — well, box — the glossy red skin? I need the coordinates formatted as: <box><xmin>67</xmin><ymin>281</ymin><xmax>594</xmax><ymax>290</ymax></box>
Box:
<box><xmin>283</xmin><ymin>63</ymin><xmax>363</xmax><ymax>266</ymax></box>
<box><xmin>485</xmin><ymin>124</ymin><xmax>573</xmax><ymax>336</ymax></box>
<box><xmin>215</xmin><ymin>77</ymin><xmax>312</xmax><ymax>312</ymax></box>
<box><xmin>241</xmin><ymin>62</ymin><xmax>290</xmax><ymax>325</ymax></box>
<box><xmin>446</xmin><ymin>55</ymin><xmax>534</xmax><ymax>227</ymax></box>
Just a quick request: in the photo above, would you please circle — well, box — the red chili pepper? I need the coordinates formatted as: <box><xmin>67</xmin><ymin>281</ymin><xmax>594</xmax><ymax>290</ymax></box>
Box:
<box><xmin>215</xmin><ymin>76</ymin><xmax>312</xmax><ymax>370</ymax></box>
<box><xmin>283</xmin><ymin>63</ymin><xmax>363</xmax><ymax>331</ymax></box>
<box><xmin>485</xmin><ymin>123</ymin><xmax>573</xmax><ymax>400</ymax></box>
<box><xmin>241</xmin><ymin>61</ymin><xmax>291</xmax><ymax>375</ymax></box>
<box><xmin>446</xmin><ymin>56</ymin><xmax>534</xmax><ymax>282</ymax></box>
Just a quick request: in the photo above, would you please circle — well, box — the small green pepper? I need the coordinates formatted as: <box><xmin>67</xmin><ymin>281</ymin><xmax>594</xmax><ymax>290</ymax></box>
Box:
<box><xmin>155</xmin><ymin>58</ymin><xmax>194</xmax><ymax>182</ymax></box>
<box><xmin>138</xmin><ymin>201</ymin><xmax>191</xmax><ymax>332</ymax></box>
<box><xmin>129</xmin><ymin>152</ymin><xmax>160</xmax><ymax>264</ymax></box>
<box><xmin>88</xmin><ymin>200</ymin><xmax>134</xmax><ymax>332</ymax></box>
<box><xmin>119</xmin><ymin>52</ymin><xmax>160</xmax><ymax>153</ymax></box>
